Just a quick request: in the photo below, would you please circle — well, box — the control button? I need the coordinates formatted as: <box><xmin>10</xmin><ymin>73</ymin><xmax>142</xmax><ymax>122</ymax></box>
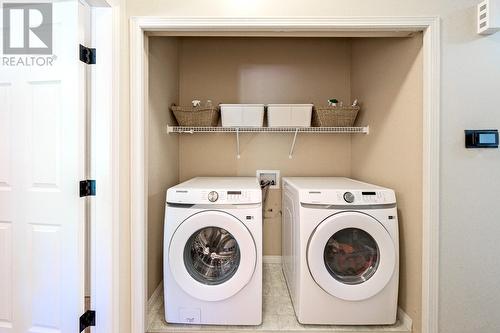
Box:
<box><xmin>343</xmin><ymin>192</ymin><xmax>355</xmax><ymax>203</ymax></box>
<box><xmin>208</xmin><ymin>191</ymin><xmax>219</xmax><ymax>202</ymax></box>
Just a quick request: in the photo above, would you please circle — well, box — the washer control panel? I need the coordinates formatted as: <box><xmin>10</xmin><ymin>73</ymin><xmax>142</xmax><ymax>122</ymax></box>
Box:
<box><xmin>198</xmin><ymin>190</ymin><xmax>255</xmax><ymax>204</ymax></box>
<box><xmin>166</xmin><ymin>177</ymin><xmax>262</xmax><ymax>205</ymax></box>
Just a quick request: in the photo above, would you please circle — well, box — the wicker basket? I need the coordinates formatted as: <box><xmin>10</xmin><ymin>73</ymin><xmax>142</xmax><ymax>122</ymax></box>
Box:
<box><xmin>312</xmin><ymin>106</ymin><xmax>360</xmax><ymax>127</ymax></box>
<box><xmin>170</xmin><ymin>105</ymin><xmax>219</xmax><ymax>127</ymax></box>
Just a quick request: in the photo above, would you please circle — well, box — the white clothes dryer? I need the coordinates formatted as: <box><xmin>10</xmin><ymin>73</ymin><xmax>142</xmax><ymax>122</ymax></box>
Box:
<box><xmin>164</xmin><ymin>177</ymin><xmax>262</xmax><ymax>325</ymax></box>
<box><xmin>282</xmin><ymin>177</ymin><xmax>399</xmax><ymax>325</ymax></box>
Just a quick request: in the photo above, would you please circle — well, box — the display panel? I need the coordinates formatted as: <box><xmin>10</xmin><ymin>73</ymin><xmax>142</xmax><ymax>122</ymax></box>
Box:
<box><xmin>479</xmin><ymin>133</ymin><xmax>496</xmax><ymax>144</ymax></box>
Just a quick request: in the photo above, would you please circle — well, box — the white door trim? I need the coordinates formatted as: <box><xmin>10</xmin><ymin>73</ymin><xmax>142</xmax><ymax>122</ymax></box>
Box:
<box><xmin>129</xmin><ymin>16</ymin><xmax>440</xmax><ymax>333</ymax></box>
<box><xmin>87</xmin><ymin>1</ymin><xmax>121</xmax><ymax>333</ymax></box>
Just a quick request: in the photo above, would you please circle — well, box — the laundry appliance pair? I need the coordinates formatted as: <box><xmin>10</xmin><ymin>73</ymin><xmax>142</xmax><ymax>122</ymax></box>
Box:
<box><xmin>163</xmin><ymin>176</ymin><xmax>399</xmax><ymax>326</ymax></box>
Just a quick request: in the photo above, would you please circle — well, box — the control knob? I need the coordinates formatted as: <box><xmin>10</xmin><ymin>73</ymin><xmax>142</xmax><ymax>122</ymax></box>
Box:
<box><xmin>208</xmin><ymin>191</ymin><xmax>219</xmax><ymax>202</ymax></box>
<box><xmin>343</xmin><ymin>192</ymin><xmax>355</xmax><ymax>203</ymax></box>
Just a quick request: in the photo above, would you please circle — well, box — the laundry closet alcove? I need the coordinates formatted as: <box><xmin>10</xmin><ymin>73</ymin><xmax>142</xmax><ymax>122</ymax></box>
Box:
<box><xmin>141</xmin><ymin>23</ymin><xmax>428</xmax><ymax>333</ymax></box>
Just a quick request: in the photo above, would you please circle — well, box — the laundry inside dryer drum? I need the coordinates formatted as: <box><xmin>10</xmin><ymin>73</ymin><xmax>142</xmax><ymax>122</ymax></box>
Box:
<box><xmin>323</xmin><ymin>228</ymin><xmax>380</xmax><ymax>285</ymax></box>
<box><xmin>184</xmin><ymin>227</ymin><xmax>241</xmax><ymax>285</ymax></box>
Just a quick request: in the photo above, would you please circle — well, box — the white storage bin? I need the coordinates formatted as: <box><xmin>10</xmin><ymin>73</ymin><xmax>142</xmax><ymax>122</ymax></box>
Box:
<box><xmin>220</xmin><ymin>104</ymin><xmax>265</xmax><ymax>127</ymax></box>
<box><xmin>267</xmin><ymin>104</ymin><xmax>313</xmax><ymax>127</ymax></box>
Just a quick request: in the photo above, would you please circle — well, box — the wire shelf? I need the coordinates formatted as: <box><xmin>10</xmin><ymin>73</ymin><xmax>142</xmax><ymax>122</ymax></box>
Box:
<box><xmin>167</xmin><ymin>126</ymin><xmax>369</xmax><ymax>134</ymax></box>
<box><xmin>166</xmin><ymin>125</ymin><xmax>369</xmax><ymax>159</ymax></box>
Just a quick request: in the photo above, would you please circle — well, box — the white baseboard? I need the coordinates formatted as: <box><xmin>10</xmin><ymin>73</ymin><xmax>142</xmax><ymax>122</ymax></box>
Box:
<box><xmin>263</xmin><ymin>255</ymin><xmax>282</xmax><ymax>264</ymax></box>
<box><xmin>397</xmin><ymin>307</ymin><xmax>413</xmax><ymax>331</ymax></box>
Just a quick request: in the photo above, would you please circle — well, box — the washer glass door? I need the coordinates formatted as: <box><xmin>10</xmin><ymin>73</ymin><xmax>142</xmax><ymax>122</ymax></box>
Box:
<box><xmin>184</xmin><ymin>226</ymin><xmax>240</xmax><ymax>285</ymax></box>
<box><xmin>169</xmin><ymin>210</ymin><xmax>257</xmax><ymax>302</ymax></box>
<box><xmin>307</xmin><ymin>211</ymin><xmax>396</xmax><ymax>301</ymax></box>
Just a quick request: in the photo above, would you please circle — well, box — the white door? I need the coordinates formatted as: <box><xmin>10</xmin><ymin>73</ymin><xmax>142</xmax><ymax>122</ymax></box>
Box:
<box><xmin>307</xmin><ymin>212</ymin><xmax>396</xmax><ymax>301</ymax></box>
<box><xmin>0</xmin><ymin>1</ymin><xmax>87</xmax><ymax>332</ymax></box>
<box><xmin>169</xmin><ymin>211</ymin><xmax>257</xmax><ymax>302</ymax></box>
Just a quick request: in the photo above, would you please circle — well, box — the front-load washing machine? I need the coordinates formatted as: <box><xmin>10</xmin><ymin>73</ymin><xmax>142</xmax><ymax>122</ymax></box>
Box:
<box><xmin>282</xmin><ymin>177</ymin><xmax>399</xmax><ymax>325</ymax></box>
<box><xmin>164</xmin><ymin>177</ymin><xmax>262</xmax><ymax>325</ymax></box>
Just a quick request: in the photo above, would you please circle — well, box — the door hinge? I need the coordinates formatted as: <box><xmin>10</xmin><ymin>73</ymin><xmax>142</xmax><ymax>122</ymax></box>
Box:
<box><xmin>80</xmin><ymin>310</ymin><xmax>96</xmax><ymax>332</ymax></box>
<box><xmin>80</xmin><ymin>180</ymin><xmax>96</xmax><ymax>197</ymax></box>
<box><xmin>79</xmin><ymin>44</ymin><xmax>96</xmax><ymax>64</ymax></box>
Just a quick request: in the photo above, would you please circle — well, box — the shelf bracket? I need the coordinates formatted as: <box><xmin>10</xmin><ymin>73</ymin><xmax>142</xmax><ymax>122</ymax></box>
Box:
<box><xmin>289</xmin><ymin>129</ymin><xmax>299</xmax><ymax>159</ymax></box>
<box><xmin>236</xmin><ymin>128</ymin><xmax>241</xmax><ymax>159</ymax></box>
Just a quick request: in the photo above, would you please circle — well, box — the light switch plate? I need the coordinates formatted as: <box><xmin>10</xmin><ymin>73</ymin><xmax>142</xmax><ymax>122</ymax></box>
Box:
<box><xmin>256</xmin><ymin>170</ymin><xmax>280</xmax><ymax>189</ymax></box>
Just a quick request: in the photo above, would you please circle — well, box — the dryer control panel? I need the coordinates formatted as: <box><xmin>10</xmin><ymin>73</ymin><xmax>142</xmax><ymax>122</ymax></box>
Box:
<box><xmin>336</xmin><ymin>191</ymin><xmax>390</xmax><ymax>205</ymax></box>
<box><xmin>283</xmin><ymin>177</ymin><xmax>397</xmax><ymax>206</ymax></box>
<box><xmin>300</xmin><ymin>189</ymin><xmax>396</xmax><ymax>205</ymax></box>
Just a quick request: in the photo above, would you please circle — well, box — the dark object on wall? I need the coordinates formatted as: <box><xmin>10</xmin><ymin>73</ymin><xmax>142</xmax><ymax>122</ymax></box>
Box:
<box><xmin>465</xmin><ymin>129</ymin><xmax>499</xmax><ymax>148</ymax></box>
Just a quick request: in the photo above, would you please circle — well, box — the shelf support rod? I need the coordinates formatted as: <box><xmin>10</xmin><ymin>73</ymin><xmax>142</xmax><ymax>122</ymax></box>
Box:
<box><xmin>236</xmin><ymin>128</ymin><xmax>241</xmax><ymax>159</ymax></box>
<box><xmin>289</xmin><ymin>129</ymin><xmax>299</xmax><ymax>159</ymax></box>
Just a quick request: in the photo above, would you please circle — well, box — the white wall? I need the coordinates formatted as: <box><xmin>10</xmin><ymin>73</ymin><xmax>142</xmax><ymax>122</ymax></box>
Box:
<box><xmin>119</xmin><ymin>1</ymin><xmax>500</xmax><ymax>333</ymax></box>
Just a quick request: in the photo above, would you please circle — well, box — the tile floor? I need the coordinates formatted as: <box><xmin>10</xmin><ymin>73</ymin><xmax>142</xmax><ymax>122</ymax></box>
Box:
<box><xmin>147</xmin><ymin>264</ymin><xmax>411</xmax><ymax>333</ymax></box>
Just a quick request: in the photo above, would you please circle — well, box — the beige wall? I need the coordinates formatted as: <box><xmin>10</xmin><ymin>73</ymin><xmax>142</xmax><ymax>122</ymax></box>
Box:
<box><xmin>351</xmin><ymin>36</ymin><xmax>423</xmax><ymax>333</ymax></box>
<box><xmin>178</xmin><ymin>37</ymin><xmax>351</xmax><ymax>106</ymax></box>
<box><xmin>147</xmin><ymin>37</ymin><xmax>180</xmax><ymax>297</ymax></box>
<box><xmin>119</xmin><ymin>2</ymin><xmax>500</xmax><ymax>333</ymax></box>
<box><xmin>177</xmin><ymin>37</ymin><xmax>352</xmax><ymax>255</ymax></box>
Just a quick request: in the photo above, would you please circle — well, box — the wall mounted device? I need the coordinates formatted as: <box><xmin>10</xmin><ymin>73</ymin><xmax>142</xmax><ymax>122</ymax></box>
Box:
<box><xmin>256</xmin><ymin>170</ymin><xmax>280</xmax><ymax>189</ymax></box>
<box><xmin>478</xmin><ymin>0</ymin><xmax>500</xmax><ymax>35</ymax></box>
<box><xmin>465</xmin><ymin>129</ymin><xmax>499</xmax><ymax>148</ymax></box>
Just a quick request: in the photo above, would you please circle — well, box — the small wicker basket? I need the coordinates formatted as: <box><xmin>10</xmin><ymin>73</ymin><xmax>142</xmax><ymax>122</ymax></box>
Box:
<box><xmin>170</xmin><ymin>105</ymin><xmax>219</xmax><ymax>127</ymax></box>
<box><xmin>312</xmin><ymin>106</ymin><xmax>360</xmax><ymax>127</ymax></box>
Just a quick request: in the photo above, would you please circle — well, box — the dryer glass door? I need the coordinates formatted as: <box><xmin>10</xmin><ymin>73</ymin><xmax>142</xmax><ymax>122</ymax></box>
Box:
<box><xmin>323</xmin><ymin>228</ymin><xmax>379</xmax><ymax>285</ymax></box>
<box><xmin>307</xmin><ymin>211</ymin><xmax>396</xmax><ymax>301</ymax></box>
<box><xmin>169</xmin><ymin>210</ymin><xmax>257</xmax><ymax>302</ymax></box>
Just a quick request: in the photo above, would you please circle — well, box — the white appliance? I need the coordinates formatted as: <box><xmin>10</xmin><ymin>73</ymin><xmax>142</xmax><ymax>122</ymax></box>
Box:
<box><xmin>164</xmin><ymin>177</ymin><xmax>262</xmax><ymax>325</ymax></box>
<box><xmin>282</xmin><ymin>177</ymin><xmax>399</xmax><ymax>325</ymax></box>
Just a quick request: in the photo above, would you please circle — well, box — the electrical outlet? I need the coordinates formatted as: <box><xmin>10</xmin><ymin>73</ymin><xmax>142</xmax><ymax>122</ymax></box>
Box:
<box><xmin>256</xmin><ymin>170</ymin><xmax>280</xmax><ymax>189</ymax></box>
